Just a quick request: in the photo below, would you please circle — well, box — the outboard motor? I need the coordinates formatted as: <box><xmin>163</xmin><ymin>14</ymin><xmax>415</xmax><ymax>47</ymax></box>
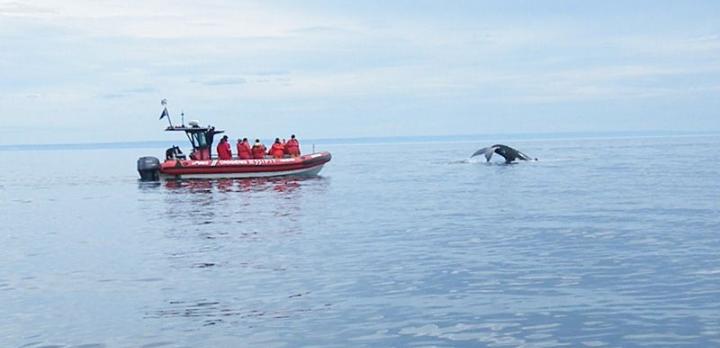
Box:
<box><xmin>137</xmin><ymin>156</ymin><xmax>161</xmax><ymax>181</ymax></box>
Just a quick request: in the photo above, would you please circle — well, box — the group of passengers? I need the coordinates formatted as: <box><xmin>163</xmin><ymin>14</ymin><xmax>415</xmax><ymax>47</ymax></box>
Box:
<box><xmin>216</xmin><ymin>134</ymin><xmax>301</xmax><ymax>160</ymax></box>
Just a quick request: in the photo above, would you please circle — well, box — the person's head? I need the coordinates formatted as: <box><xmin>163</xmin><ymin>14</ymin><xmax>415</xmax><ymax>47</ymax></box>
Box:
<box><xmin>222</xmin><ymin>135</ymin><xmax>228</xmax><ymax>142</ymax></box>
<box><xmin>291</xmin><ymin>134</ymin><xmax>296</xmax><ymax>139</ymax></box>
<box><xmin>275</xmin><ymin>138</ymin><xmax>280</xmax><ymax>144</ymax></box>
<box><xmin>255</xmin><ymin>139</ymin><xmax>260</xmax><ymax>143</ymax></box>
<box><xmin>237</xmin><ymin>138</ymin><xmax>241</xmax><ymax>143</ymax></box>
<box><xmin>243</xmin><ymin>138</ymin><xmax>248</xmax><ymax>142</ymax></box>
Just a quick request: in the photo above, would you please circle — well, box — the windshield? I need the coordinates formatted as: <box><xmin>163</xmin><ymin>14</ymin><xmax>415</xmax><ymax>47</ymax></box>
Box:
<box><xmin>192</xmin><ymin>132</ymin><xmax>208</xmax><ymax>148</ymax></box>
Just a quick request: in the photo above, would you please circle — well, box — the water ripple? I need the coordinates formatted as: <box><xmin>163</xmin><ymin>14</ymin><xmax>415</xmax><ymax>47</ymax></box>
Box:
<box><xmin>1</xmin><ymin>137</ymin><xmax>719</xmax><ymax>347</ymax></box>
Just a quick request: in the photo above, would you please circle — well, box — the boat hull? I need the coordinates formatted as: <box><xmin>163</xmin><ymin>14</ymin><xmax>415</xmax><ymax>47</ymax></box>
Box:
<box><xmin>159</xmin><ymin>152</ymin><xmax>331</xmax><ymax>179</ymax></box>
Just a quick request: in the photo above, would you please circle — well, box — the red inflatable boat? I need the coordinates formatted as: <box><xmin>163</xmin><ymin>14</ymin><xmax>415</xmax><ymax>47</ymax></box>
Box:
<box><xmin>137</xmin><ymin>101</ymin><xmax>331</xmax><ymax>180</ymax></box>
<box><xmin>156</xmin><ymin>152</ymin><xmax>331</xmax><ymax>179</ymax></box>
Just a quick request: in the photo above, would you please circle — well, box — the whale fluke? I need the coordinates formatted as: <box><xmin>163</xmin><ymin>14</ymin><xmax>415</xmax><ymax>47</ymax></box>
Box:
<box><xmin>471</xmin><ymin>144</ymin><xmax>535</xmax><ymax>163</ymax></box>
<box><xmin>472</xmin><ymin>147</ymin><xmax>495</xmax><ymax>162</ymax></box>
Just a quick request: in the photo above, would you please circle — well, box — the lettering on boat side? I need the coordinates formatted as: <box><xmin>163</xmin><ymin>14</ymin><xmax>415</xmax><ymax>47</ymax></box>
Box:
<box><xmin>184</xmin><ymin>159</ymin><xmax>297</xmax><ymax>166</ymax></box>
<box><xmin>252</xmin><ymin>159</ymin><xmax>281</xmax><ymax>165</ymax></box>
<box><xmin>188</xmin><ymin>161</ymin><xmax>212</xmax><ymax>166</ymax></box>
<box><xmin>225</xmin><ymin>160</ymin><xmax>244</xmax><ymax>165</ymax></box>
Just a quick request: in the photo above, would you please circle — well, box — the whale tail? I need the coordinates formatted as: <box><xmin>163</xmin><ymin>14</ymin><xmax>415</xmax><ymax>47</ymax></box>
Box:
<box><xmin>471</xmin><ymin>146</ymin><xmax>497</xmax><ymax>162</ymax></box>
<box><xmin>472</xmin><ymin>144</ymin><xmax>535</xmax><ymax>163</ymax></box>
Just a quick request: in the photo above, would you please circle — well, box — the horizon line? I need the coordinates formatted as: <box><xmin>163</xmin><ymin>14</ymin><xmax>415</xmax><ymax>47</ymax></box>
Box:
<box><xmin>1</xmin><ymin>130</ymin><xmax>718</xmax><ymax>151</ymax></box>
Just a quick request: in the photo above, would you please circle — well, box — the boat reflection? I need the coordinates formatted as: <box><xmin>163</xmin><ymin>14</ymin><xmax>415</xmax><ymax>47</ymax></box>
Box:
<box><xmin>162</xmin><ymin>176</ymin><xmax>313</xmax><ymax>194</ymax></box>
<box><xmin>142</xmin><ymin>175</ymin><xmax>331</xmax><ymax>328</ymax></box>
<box><xmin>155</xmin><ymin>176</ymin><xmax>329</xmax><ymax>231</ymax></box>
<box><xmin>137</xmin><ymin>181</ymin><xmax>162</xmax><ymax>190</ymax></box>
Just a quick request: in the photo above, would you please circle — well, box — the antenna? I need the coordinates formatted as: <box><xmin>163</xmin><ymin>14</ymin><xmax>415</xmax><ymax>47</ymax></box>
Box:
<box><xmin>181</xmin><ymin>111</ymin><xmax>185</xmax><ymax>127</ymax></box>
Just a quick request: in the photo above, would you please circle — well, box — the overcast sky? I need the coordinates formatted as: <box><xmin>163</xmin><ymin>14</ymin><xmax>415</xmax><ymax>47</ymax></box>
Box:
<box><xmin>1</xmin><ymin>0</ymin><xmax>719</xmax><ymax>144</ymax></box>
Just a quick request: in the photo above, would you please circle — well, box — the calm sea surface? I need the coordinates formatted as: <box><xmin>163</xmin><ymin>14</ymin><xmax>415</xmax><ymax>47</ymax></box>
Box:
<box><xmin>1</xmin><ymin>135</ymin><xmax>719</xmax><ymax>347</ymax></box>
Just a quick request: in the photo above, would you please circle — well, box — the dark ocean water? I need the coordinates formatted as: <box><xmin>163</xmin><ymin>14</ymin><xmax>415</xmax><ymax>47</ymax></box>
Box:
<box><xmin>1</xmin><ymin>135</ymin><xmax>719</xmax><ymax>347</ymax></box>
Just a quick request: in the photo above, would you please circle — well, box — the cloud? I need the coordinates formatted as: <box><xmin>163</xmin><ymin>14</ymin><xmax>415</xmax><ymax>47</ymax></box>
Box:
<box><xmin>99</xmin><ymin>86</ymin><xmax>156</xmax><ymax>99</ymax></box>
<box><xmin>1</xmin><ymin>0</ymin><xmax>719</xmax><ymax>144</ymax></box>
<box><xmin>1</xmin><ymin>0</ymin><xmax>354</xmax><ymax>39</ymax></box>
<box><xmin>197</xmin><ymin>77</ymin><xmax>247</xmax><ymax>86</ymax></box>
<box><xmin>288</xmin><ymin>26</ymin><xmax>354</xmax><ymax>35</ymax></box>
<box><xmin>610</xmin><ymin>34</ymin><xmax>720</xmax><ymax>56</ymax></box>
<box><xmin>0</xmin><ymin>1</ymin><xmax>55</xmax><ymax>17</ymax></box>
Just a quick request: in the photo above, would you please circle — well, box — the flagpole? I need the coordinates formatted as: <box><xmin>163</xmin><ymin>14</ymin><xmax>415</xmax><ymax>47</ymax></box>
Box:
<box><xmin>160</xmin><ymin>99</ymin><xmax>173</xmax><ymax>128</ymax></box>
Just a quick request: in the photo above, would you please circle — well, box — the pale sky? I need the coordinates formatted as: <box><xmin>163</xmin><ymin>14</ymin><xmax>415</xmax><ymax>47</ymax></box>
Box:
<box><xmin>1</xmin><ymin>0</ymin><xmax>719</xmax><ymax>145</ymax></box>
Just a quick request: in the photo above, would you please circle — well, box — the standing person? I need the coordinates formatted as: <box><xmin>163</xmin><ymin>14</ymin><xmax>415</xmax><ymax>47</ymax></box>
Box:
<box><xmin>285</xmin><ymin>134</ymin><xmax>301</xmax><ymax>157</ymax></box>
<box><xmin>237</xmin><ymin>138</ymin><xmax>252</xmax><ymax>159</ymax></box>
<box><xmin>216</xmin><ymin>135</ymin><xmax>232</xmax><ymax>160</ymax></box>
<box><xmin>251</xmin><ymin>139</ymin><xmax>267</xmax><ymax>159</ymax></box>
<box><xmin>268</xmin><ymin>138</ymin><xmax>285</xmax><ymax>159</ymax></box>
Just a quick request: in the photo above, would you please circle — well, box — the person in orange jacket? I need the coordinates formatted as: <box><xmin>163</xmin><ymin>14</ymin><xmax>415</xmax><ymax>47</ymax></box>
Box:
<box><xmin>216</xmin><ymin>135</ymin><xmax>232</xmax><ymax>160</ymax></box>
<box><xmin>285</xmin><ymin>134</ymin><xmax>301</xmax><ymax>157</ymax></box>
<box><xmin>237</xmin><ymin>138</ymin><xmax>252</xmax><ymax>159</ymax></box>
<box><xmin>251</xmin><ymin>139</ymin><xmax>266</xmax><ymax>159</ymax></box>
<box><xmin>268</xmin><ymin>138</ymin><xmax>286</xmax><ymax>159</ymax></box>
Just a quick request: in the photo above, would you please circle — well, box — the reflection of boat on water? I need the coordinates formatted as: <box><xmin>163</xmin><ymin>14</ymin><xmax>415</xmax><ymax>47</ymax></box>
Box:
<box><xmin>162</xmin><ymin>177</ymin><xmax>307</xmax><ymax>193</ymax></box>
<box><xmin>138</xmin><ymin>100</ymin><xmax>332</xmax><ymax>181</ymax></box>
<box><xmin>158</xmin><ymin>177</ymin><xmax>320</xmax><ymax>231</ymax></box>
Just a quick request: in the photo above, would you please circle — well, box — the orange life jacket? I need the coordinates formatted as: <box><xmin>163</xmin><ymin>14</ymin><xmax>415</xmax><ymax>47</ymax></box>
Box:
<box><xmin>285</xmin><ymin>139</ymin><xmax>300</xmax><ymax>156</ymax></box>
<box><xmin>217</xmin><ymin>142</ymin><xmax>232</xmax><ymax>160</ymax></box>
<box><xmin>237</xmin><ymin>142</ymin><xmax>252</xmax><ymax>159</ymax></box>
<box><xmin>269</xmin><ymin>143</ymin><xmax>285</xmax><ymax>158</ymax></box>
<box><xmin>252</xmin><ymin>144</ymin><xmax>266</xmax><ymax>159</ymax></box>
